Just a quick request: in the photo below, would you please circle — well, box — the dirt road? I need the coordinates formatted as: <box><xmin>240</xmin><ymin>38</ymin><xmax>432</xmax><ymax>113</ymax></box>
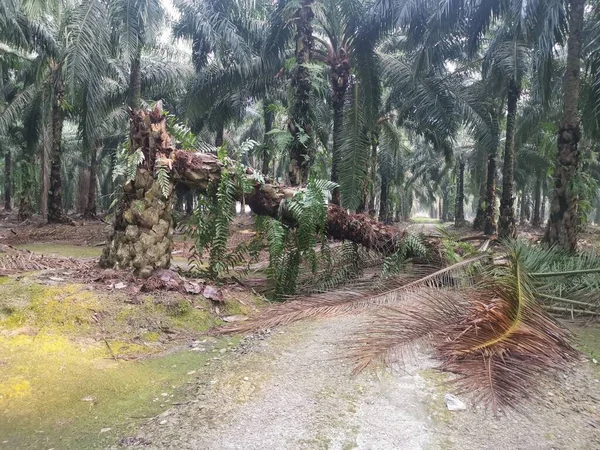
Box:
<box><xmin>118</xmin><ymin>316</ymin><xmax>600</xmax><ymax>450</ymax></box>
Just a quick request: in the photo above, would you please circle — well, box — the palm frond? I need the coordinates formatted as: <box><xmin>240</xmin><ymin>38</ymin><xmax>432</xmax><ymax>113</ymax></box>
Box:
<box><xmin>350</xmin><ymin>244</ymin><xmax>580</xmax><ymax>410</ymax></box>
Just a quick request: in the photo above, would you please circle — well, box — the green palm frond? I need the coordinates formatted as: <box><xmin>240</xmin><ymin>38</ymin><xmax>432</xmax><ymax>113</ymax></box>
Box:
<box><xmin>338</xmin><ymin>81</ymin><xmax>371</xmax><ymax>211</ymax></box>
<box><xmin>62</xmin><ymin>0</ymin><xmax>110</xmax><ymax>99</ymax></box>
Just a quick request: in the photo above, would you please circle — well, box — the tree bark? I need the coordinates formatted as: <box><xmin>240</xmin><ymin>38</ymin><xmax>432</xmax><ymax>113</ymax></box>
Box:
<box><xmin>84</xmin><ymin>146</ymin><xmax>98</xmax><ymax>218</ymax></box>
<box><xmin>483</xmin><ymin>150</ymin><xmax>497</xmax><ymax>235</ymax></box>
<box><xmin>48</xmin><ymin>67</ymin><xmax>66</xmax><ymax>223</ymax></box>
<box><xmin>129</xmin><ymin>48</ymin><xmax>142</xmax><ymax>110</ymax></box>
<box><xmin>544</xmin><ymin>0</ymin><xmax>584</xmax><ymax>251</ymax></box>
<box><xmin>40</xmin><ymin>121</ymin><xmax>50</xmax><ymax>219</ymax></box>
<box><xmin>100</xmin><ymin>108</ymin><xmax>174</xmax><ymax>277</ymax></box>
<box><xmin>498</xmin><ymin>80</ymin><xmax>520</xmax><ymax>238</ymax></box>
<box><xmin>532</xmin><ymin>177</ymin><xmax>542</xmax><ymax>227</ymax></box>
<box><xmin>519</xmin><ymin>190</ymin><xmax>528</xmax><ymax>225</ymax></box>
<box><xmin>215</xmin><ymin>123</ymin><xmax>224</xmax><ymax>148</ymax></box>
<box><xmin>541</xmin><ymin>179</ymin><xmax>547</xmax><ymax>224</ymax></box>
<box><xmin>77</xmin><ymin>166</ymin><xmax>91</xmax><ymax>214</ymax></box>
<box><xmin>288</xmin><ymin>0</ymin><xmax>314</xmax><ymax>186</ymax></box>
<box><xmin>473</xmin><ymin>178</ymin><xmax>486</xmax><ymax>231</ymax></box>
<box><xmin>379</xmin><ymin>173</ymin><xmax>389</xmax><ymax>222</ymax></box>
<box><xmin>262</xmin><ymin>101</ymin><xmax>274</xmax><ymax>176</ymax></box>
<box><xmin>102</xmin><ymin>109</ymin><xmax>432</xmax><ymax>276</ymax></box>
<box><xmin>455</xmin><ymin>158</ymin><xmax>465</xmax><ymax>226</ymax></box>
<box><xmin>4</xmin><ymin>151</ymin><xmax>11</xmax><ymax>211</ymax></box>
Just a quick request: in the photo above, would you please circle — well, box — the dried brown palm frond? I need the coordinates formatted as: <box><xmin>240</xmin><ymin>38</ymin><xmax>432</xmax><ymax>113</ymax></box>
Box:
<box><xmin>349</xmin><ymin>247</ymin><xmax>581</xmax><ymax>410</ymax></box>
<box><xmin>0</xmin><ymin>245</ymin><xmax>97</xmax><ymax>275</ymax></box>
<box><xmin>214</xmin><ymin>255</ymin><xmax>487</xmax><ymax>335</ymax></box>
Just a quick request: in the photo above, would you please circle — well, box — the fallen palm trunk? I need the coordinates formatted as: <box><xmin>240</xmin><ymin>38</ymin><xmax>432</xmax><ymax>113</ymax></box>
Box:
<box><xmin>100</xmin><ymin>108</ymin><xmax>431</xmax><ymax>277</ymax></box>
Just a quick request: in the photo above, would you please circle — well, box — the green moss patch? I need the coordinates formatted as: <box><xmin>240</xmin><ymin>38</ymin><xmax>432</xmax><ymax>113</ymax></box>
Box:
<box><xmin>0</xmin><ymin>331</ymin><xmax>236</xmax><ymax>450</ymax></box>
<box><xmin>0</xmin><ymin>276</ymin><xmax>249</xmax><ymax>449</ymax></box>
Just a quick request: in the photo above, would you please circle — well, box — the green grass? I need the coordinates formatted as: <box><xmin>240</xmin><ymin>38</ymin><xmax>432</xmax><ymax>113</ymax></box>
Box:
<box><xmin>15</xmin><ymin>243</ymin><xmax>103</xmax><ymax>258</ymax></box>
<box><xmin>570</xmin><ymin>325</ymin><xmax>600</xmax><ymax>375</ymax></box>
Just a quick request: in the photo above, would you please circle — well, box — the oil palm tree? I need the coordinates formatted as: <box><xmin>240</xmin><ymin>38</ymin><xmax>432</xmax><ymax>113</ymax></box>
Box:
<box><xmin>482</xmin><ymin>30</ymin><xmax>530</xmax><ymax>238</ymax></box>
<box><xmin>544</xmin><ymin>0</ymin><xmax>588</xmax><ymax>249</ymax></box>
<box><xmin>0</xmin><ymin>0</ymin><xmax>110</xmax><ymax>222</ymax></box>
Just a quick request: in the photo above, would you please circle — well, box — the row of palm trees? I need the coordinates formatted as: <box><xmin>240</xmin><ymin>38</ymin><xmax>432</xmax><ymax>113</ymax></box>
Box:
<box><xmin>1</xmin><ymin>0</ymin><xmax>600</xmax><ymax>252</ymax></box>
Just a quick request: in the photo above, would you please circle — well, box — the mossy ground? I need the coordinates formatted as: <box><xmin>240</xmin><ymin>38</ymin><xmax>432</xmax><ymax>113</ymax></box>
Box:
<box><xmin>0</xmin><ymin>274</ymin><xmax>252</xmax><ymax>449</ymax></box>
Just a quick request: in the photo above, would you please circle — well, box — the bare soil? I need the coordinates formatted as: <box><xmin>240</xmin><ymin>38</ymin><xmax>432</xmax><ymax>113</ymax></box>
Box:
<box><xmin>118</xmin><ymin>316</ymin><xmax>600</xmax><ymax>450</ymax></box>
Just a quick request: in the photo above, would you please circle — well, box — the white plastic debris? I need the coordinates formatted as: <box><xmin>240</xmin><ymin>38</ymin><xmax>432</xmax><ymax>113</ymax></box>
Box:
<box><xmin>444</xmin><ymin>393</ymin><xmax>466</xmax><ymax>411</ymax></box>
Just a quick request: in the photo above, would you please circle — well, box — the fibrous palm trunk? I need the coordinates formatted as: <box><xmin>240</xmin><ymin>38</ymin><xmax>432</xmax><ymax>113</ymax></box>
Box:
<box><xmin>473</xmin><ymin>179</ymin><xmax>486</xmax><ymax>230</ymax></box>
<box><xmin>484</xmin><ymin>108</ymin><xmax>501</xmax><ymax>235</ymax></box>
<box><xmin>455</xmin><ymin>159</ymin><xmax>465</xmax><ymax>226</ymax></box>
<box><xmin>262</xmin><ymin>101</ymin><xmax>274</xmax><ymax>176</ymax></box>
<box><xmin>100</xmin><ymin>109</ymin><xmax>174</xmax><ymax>277</ymax></box>
<box><xmin>84</xmin><ymin>146</ymin><xmax>98</xmax><ymax>218</ymax></box>
<box><xmin>532</xmin><ymin>177</ymin><xmax>542</xmax><ymax>228</ymax></box>
<box><xmin>519</xmin><ymin>191</ymin><xmax>528</xmax><ymax>225</ymax></box>
<box><xmin>40</xmin><ymin>122</ymin><xmax>50</xmax><ymax>219</ymax></box>
<box><xmin>102</xmin><ymin>109</ymin><xmax>436</xmax><ymax>276</ymax></box>
<box><xmin>379</xmin><ymin>174</ymin><xmax>389</xmax><ymax>222</ymax></box>
<box><xmin>498</xmin><ymin>80</ymin><xmax>520</xmax><ymax>238</ymax></box>
<box><xmin>77</xmin><ymin>166</ymin><xmax>90</xmax><ymax>213</ymax></box>
<box><xmin>129</xmin><ymin>48</ymin><xmax>142</xmax><ymax>110</ymax></box>
<box><xmin>544</xmin><ymin>0</ymin><xmax>584</xmax><ymax>251</ymax></box>
<box><xmin>4</xmin><ymin>151</ymin><xmax>11</xmax><ymax>211</ymax></box>
<box><xmin>288</xmin><ymin>0</ymin><xmax>314</xmax><ymax>186</ymax></box>
<box><xmin>215</xmin><ymin>123</ymin><xmax>224</xmax><ymax>148</ymax></box>
<box><xmin>48</xmin><ymin>67</ymin><xmax>66</xmax><ymax>223</ymax></box>
<box><xmin>483</xmin><ymin>151</ymin><xmax>497</xmax><ymax>235</ymax></box>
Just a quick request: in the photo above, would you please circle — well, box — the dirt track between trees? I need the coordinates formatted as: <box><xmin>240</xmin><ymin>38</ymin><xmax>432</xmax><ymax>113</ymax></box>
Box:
<box><xmin>118</xmin><ymin>316</ymin><xmax>600</xmax><ymax>450</ymax></box>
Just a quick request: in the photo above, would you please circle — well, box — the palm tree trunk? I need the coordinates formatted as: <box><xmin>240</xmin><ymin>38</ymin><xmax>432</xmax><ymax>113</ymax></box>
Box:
<box><xmin>532</xmin><ymin>177</ymin><xmax>542</xmax><ymax>227</ymax></box>
<box><xmin>4</xmin><ymin>151</ymin><xmax>11</xmax><ymax>211</ymax></box>
<box><xmin>84</xmin><ymin>146</ymin><xmax>98</xmax><ymax>218</ymax></box>
<box><xmin>40</xmin><ymin>121</ymin><xmax>50</xmax><ymax>219</ymax></box>
<box><xmin>544</xmin><ymin>0</ymin><xmax>584</xmax><ymax>251</ymax></box>
<box><xmin>519</xmin><ymin>190</ymin><xmax>527</xmax><ymax>225</ymax></box>
<box><xmin>262</xmin><ymin>101</ymin><xmax>273</xmax><ymax>176</ymax></box>
<box><xmin>541</xmin><ymin>179</ymin><xmax>547</xmax><ymax>224</ymax></box>
<box><xmin>48</xmin><ymin>68</ymin><xmax>66</xmax><ymax>223</ymax></box>
<box><xmin>129</xmin><ymin>48</ymin><xmax>142</xmax><ymax>110</ymax></box>
<box><xmin>498</xmin><ymin>80</ymin><xmax>520</xmax><ymax>238</ymax></box>
<box><xmin>484</xmin><ymin>106</ymin><xmax>501</xmax><ymax>235</ymax></box>
<box><xmin>379</xmin><ymin>174</ymin><xmax>389</xmax><ymax>222</ymax></box>
<box><xmin>77</xmin><ymin>166</ymin><xmax>90</xmax><ymax>213</ymax></box>
<box><xmin>215</xmin><ymin>122</ymin><xmax>224</xmax><ymax>147</ymax></box>
<box><xmin>455</xmin><ymin>158</ymin><xmax>465</xmax><ymax>226</ymax></box>
<box><xmin>473</xmin><ymin>179</ymin><xmax>486</xmax><ymax>230</ymax></box>
<box><xmin>483</xmin><ymin>151</ymin><xmax>497</xmax><ymax>235</ymax></box>
<box><xmin>288</xmin><ymin>0</ymin><xmax>314</xmax><ymax>186</ymax></box>
<box><xmin>331</xmin><ymin>98</ymin><xmax>343</xmax><ymax>205</ymax></box>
